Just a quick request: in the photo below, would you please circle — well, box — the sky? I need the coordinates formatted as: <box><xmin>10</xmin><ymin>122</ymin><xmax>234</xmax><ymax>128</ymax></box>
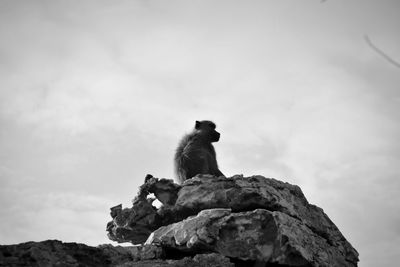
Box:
<box><xmin>0</xmin><ymin>0</ymin><xmax>399</xmax><ymax>266</ymax></box>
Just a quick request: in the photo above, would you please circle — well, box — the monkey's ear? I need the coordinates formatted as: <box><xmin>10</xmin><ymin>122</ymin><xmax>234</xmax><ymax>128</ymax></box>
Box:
<box><xmin>195</xmin><ymin>120</ymin><xmax>201</xmax><ymax>129</ymax></box>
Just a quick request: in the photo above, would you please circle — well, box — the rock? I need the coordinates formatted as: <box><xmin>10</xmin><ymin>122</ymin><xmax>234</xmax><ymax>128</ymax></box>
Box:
<box><xmin>135</xmin><ymin>174</ymin><xmax>181</xmax><ymax>206</ymax></box>
<box><xmin>118</xmin><ymin>253</ymin><xmax>234</xmax><ymax>267</ymax></box>
<box><xmin>110</xmin><ymin>204</ymin><xmax>122</xmax><ymax>219</ymax></box>
<box><xmin>107</xmin><ymin>174</ymin><xmax>359</xmax><ymax>266</ymax></box>
<box><xmin>0</xmin><ymin>240</ymin><xmax>133</xmax><ymax>267</ymax></box>
<box><xmin>97</xmin><ymin>243</ymin><xmax>164</xmax><ymax>263</ymax></box>
<box><xmin>0</xmin><ymin>240</ymin><xmax>233</xmax><ymax>267</ymax></box>
<box><xmin>0</xmin><ymin>174</ymin><xmax>359</xmax><ymax>266</ymax></box>
<box><xmin>106</xmin><ymin>175</ymin><xmax>181</xmax><ymax>244</ymax></box>
<box><xmin>147</xmin><ymin>208</ymin><xmax>354</xmax><ymax>266</ymax></box>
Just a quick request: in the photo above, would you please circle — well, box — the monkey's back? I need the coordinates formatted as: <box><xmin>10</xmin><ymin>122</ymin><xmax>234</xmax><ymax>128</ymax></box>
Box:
<box><xmin>174</xmin><ymin>133</ymin><xmax>214</xmax><ymax>184</ymax></box>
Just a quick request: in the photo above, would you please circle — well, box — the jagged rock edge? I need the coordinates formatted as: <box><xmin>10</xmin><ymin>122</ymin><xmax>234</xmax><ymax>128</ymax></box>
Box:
<box><xmin>106</xmin><ymin>175</ymin><xmax>359</xmax><ymax>266</ymax></box>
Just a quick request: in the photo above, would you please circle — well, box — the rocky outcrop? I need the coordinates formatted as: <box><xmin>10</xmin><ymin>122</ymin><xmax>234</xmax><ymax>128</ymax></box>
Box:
<box><xmin>0</xmin><ymin>240</ymin><xmax>232</xmax><ymax>267</ymax></box>
<box><xmin>0</xmin><ymin>174</ymin><xmax>358</xmax><ymax>267</ymax></box>
<box><xmin>107</xmin><ymin>175</ymin><xmax>359</xmax><ymax>267</ymax></box>
<box><xmin>0</xmin><ymin>240</ymin><xmax>132</xmax><ymax>267</ymax></box>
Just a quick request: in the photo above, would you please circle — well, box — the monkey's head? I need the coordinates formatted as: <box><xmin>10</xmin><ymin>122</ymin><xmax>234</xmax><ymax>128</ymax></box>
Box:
<box><xmin>194</xmin><ymin>120</ymin><xmax>220</xmax><ymax>142</ymax></box>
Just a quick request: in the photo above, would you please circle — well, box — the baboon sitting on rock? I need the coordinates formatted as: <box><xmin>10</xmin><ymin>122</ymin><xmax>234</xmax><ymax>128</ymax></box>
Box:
<box><xmin>174</xmin><ymin>120</ymin><xmax>224</xmax><ymax>184</ymax></box>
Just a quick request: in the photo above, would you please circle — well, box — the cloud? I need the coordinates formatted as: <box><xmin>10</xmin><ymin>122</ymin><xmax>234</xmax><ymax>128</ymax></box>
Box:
<box><xmin>1</xmin><ymin>1</ymin><xmax>400</xmax><ymax>266</ymax></box>
<box><xmin>0</xmin><ymin>173</ymin><xmax>113</xmax><ymax>245</ymax></box>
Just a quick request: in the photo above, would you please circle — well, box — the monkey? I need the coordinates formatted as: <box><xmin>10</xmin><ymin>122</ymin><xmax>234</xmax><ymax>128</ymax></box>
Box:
<box><xmin>174</xmin><ymin>120</ymin><xmax>224</xmax><ymax>184</ymax></box>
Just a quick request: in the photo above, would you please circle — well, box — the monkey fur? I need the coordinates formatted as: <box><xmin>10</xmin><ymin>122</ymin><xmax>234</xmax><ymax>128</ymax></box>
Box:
<box><xmin>174</xmin><ymin>120</ymin><xmax>224</xmax><ymax>184</ymax></box>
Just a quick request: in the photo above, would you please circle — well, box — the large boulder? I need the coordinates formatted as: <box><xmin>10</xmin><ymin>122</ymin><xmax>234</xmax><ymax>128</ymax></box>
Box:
<box><xmin>106</xmin><ymin>175</ymin><xmax>359</xmax><ymax>266</ymax></box>
<box><xmin>147</xmin><ymin>208</ymin><xmax>353</xmax><ymax>266</ymax></box>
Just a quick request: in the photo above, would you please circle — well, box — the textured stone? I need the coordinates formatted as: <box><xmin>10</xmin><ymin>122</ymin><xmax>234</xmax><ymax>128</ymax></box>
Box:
<box><xmin>106</xmin><ymin>175</ymin><xmax>181</xmax><ymax>244</ymax></box>
<box><xmin>0</xmin><ymin>174</ymin><xmax>359</xmax><ymax>266</ymax></box>
<box><xmin>117</xmin><ymin>253</ymin><xmax>234</xmax><ymax>267</ymax></box>
<box><xmin>0</xmin><ymin>240</ymin><xmax>133</xmax><ymax>267</ymax></box>
<box><xmin>125</xmin><ymin>244</ymin><xmax>164</xmax><ymax>261</ymax></box>
<box><xmin>0</xmin><ymin>240</ymin><xmax>233</xmax><ymax>267</ymax></box>
<box><xmin>106</xmin><ymin>174</ymin><xmax>359</xmax><ymax>266</ymax></box>
<box><xmin>146</xmin><ymin>208</ymin><xmax>355</xmax><ymax>267</ymax></box>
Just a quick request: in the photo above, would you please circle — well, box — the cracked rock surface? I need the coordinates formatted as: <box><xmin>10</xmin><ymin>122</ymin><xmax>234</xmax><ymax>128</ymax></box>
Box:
<box><xmin>106</xmin><ymin>175</ymin><xmax>359</xmax><ymax>267</ymax></box>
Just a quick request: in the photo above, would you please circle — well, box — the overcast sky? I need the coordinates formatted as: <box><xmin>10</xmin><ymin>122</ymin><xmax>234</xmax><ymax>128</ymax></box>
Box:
<box><xmin>0</xmin><ymin>1</ymin><xmax>399</xmax><ymax>266</ymax></box>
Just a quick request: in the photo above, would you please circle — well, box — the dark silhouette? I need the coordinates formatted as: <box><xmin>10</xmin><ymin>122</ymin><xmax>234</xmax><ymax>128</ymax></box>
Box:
<box><xmin>175</xmin><ymin>120</ymin><xmax>224</xmax><ymax>183</ymax></box>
